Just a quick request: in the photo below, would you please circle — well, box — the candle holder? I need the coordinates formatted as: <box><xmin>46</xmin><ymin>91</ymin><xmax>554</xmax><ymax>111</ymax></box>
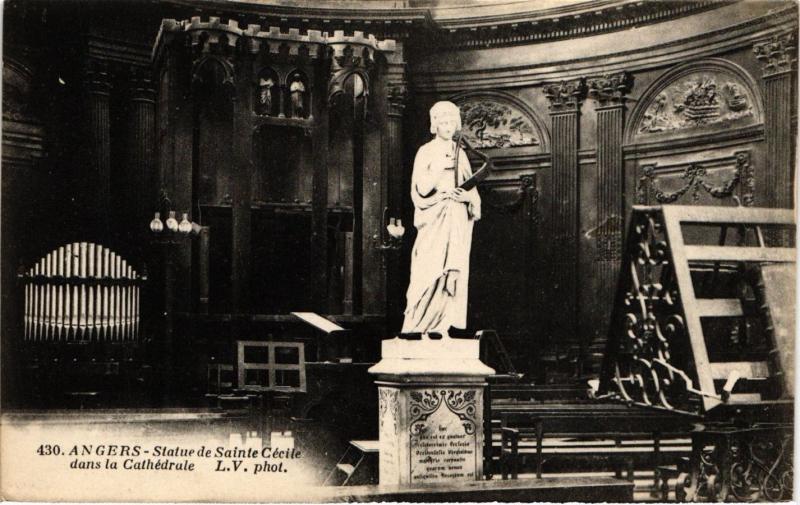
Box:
<box><xmin>375</xmin><ymin>207</ymin><xmax>405</xmax><ymax>251</ymax></box>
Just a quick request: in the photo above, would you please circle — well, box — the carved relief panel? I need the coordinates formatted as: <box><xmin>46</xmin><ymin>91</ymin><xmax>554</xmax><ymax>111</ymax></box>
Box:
<box><xmin>629</xmin><ymin>60</ymin><xmax>763</xmax><ymax>142</ymax></box>
<box><xmin>450</xmin><ymin>92</ymin><xmax>548</xmax><ymax>152</ymax></box>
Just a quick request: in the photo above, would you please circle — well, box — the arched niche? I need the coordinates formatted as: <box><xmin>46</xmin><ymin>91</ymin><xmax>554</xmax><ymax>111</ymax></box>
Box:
<box><xmin>254</xmin><ymin>67</ymin><xmax>280</xmax><ymax>117</ymax></box>
<box><xmin>448</xmin><ymin>90</ymin><xmax>550</xmax><ymax>153</ymax></box>
<box><xmin>626</xmin><ymin>58</ymin><xmax>763</xmax><ymax>144</ymax></box>
<box><xmin>192</xmin><ymin>57</ymin><xmax>235</xmax><ymax>206</ymax></box>
<box><xmin>285</xmin><ymin>69</ymin><xmax>311</xmax><ymax>119</ymax></box>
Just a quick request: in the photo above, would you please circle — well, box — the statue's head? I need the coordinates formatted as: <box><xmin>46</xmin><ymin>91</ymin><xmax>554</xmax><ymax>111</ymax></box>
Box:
<box><xmin>429</xmin><ymin>101</ymin><xmax>461</xmax><ymax>139</ymax></box>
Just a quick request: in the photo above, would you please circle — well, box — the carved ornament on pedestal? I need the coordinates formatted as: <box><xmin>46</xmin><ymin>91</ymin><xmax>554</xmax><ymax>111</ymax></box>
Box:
<box><xmin>543</xmin><ymin>78</ymin><xmax>586</xmax><ymax>113</ymax></box>
<box><xmin>754</xmin><ymin>32</ymin><xmax>797</xmax><ymax>78</ymax></box>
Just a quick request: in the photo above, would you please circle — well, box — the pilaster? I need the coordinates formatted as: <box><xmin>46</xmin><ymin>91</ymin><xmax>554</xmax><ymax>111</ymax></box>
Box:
<box><xmin>84</xmin><ymin>60</ymin><xmax>112</xmax><ymax>231</ymax></box>
<box><xmin>754</xmin><ymin>32</ymin><xmax>796</xmax><ymax>211</ymax></box>
<box><xmin>586</xmin><ymin>72</ymin><xmax>631</xmax><ymax>372</ymax></box>
<box><xmin>542</xmin><ymin>78</ymin><xmax>586</xmax><ymax>351</ymax></box>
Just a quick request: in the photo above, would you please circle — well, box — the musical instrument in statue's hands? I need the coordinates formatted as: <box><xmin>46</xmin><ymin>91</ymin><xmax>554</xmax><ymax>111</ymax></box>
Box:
<box><xmin>453</xmin><ymin>131</ymin><xmax>494</xmax><ymax>191</ymax></box>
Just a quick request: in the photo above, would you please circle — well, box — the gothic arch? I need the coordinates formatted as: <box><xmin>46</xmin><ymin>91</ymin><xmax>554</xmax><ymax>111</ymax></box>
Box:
<box><xmin>625</xmin><ymin>58</ymin><xmax>763</xmax><ymax>144</ymax></box>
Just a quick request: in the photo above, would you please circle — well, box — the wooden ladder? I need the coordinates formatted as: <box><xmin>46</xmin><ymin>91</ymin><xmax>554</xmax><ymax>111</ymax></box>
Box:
<box><xmin>601</xmin><ymin>205</ymin><xmax>795</xmax><ymax>415</ymax></box>
<box><xmin>323</xmin><ymin>440</ymin><xmax>379</xmax><ymax>486</ymax></box>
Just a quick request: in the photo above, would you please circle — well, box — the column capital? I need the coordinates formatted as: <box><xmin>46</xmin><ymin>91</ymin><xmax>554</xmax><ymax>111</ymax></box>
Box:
<box><xmin>84</xmin><ymin>60</ymin><xmax>112</xmax><ymax>96</ymax></box>
<box><xmin>754</xmin><ymin>32</ymin><xmax>797</xmax><ymax>78</ymax></box>
<box><xmin>387</xmin><ymin>82</ymin><xmax>408</xmax><ymax>117</ymax></box>
<box><xmin>543</xmin><ymin>78</ymin><xmax>586</xmax><ymax>113</ymax></box>
<box><xmin>130</xmin><ymin>67</ymin><xmax>156</xmax><ymax>104</ymax></box>
<box><xmin>587</xmin><ymin>71</ymin><xmax>632</xmax><ymax>107</ymax></box>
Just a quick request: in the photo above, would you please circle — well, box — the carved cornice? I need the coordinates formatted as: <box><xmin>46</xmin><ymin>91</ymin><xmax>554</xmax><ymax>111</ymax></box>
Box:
<box><xmin>587</xmin><ymin>72</ymin><xmax>632</xmax><ymax>107</ymax></box>
<box><xmin>754</xmin><ymin>32</ymin><xmax>797</xmax><ymax>78</ymax></box>
<box><xmin>543</xmin><ymin>78</ymin><xmax>586</xmax><ymax>113</ymax></box>
<box><xmin>433</xmin><ymin>0</ymin><xmax>727</xmax><ymax>49</ymax></box>
<box><xmin>411</xmin><ymin>5</ymin><xmax>796</xmax><ymax>93</ymax></box>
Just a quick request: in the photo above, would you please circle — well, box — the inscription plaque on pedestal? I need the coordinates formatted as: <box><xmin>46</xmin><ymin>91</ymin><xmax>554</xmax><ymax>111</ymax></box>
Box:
<box><xmin>371</xmin><ymin>339</ymin><xmax>493</xmax><ymax>486</ymax></box>
<box><xmin>409</xmin><ymin>389</ymin><xmax>479</xmax><ymax>484</ymax></box>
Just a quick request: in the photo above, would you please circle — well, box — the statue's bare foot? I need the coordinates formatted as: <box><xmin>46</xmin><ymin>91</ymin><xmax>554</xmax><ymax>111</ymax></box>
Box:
<box><xmin>421</xmin><ymin>332</ymin><xmax>430</xmax><ymax>340</ymax></box>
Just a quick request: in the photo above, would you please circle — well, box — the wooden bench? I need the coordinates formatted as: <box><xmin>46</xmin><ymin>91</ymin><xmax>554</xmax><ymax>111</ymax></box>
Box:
<box><xmin>493</xmin><ymin>404</ymin><xmax>693</xmax><ymax>480</ymax></box>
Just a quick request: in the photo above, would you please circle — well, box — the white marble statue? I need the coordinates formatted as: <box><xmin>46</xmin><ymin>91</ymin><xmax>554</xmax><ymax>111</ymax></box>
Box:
<box><xmin>402</xmin><ymin>101</ymin><xmax>481</xmax><ymax>339</ymax></box>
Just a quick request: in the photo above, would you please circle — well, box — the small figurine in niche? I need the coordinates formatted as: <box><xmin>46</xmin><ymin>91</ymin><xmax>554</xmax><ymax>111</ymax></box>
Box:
<box><xmin>289</xmin><ymin>74</ymin><xmax>306</xmax><ymax>118</ymax></box>
<box><xmin>258</xmin><ymin>77</ymin><xmax>274</xmax><ymax>115</ymax></box>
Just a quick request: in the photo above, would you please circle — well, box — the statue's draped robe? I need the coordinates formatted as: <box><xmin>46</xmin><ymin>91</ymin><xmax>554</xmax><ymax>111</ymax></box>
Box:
<box><xmin>402</xmin><ymin>139</ymin><xmax>481</xmax><ymax>334</ymax></box>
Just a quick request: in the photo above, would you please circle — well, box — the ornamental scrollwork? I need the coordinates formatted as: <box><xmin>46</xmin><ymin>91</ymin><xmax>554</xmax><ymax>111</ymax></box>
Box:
<box><xmin>612</xmin><ymin>211</ymin><xmax>698</xmax><ymax>414</ymax></box>
<box><xmin>679</xmin><ymin>429</ymin><xmax>794</xmax><ymax>502</ymax></box>
<box><xmin>409</xmin><ymin>389</ymin><xmax>478</xmax><ymax>436</ymax></box>
<box><xmin>379</xmin><ymin>388</ymin><xmax>399</xmax><ymax>433</ymax></box>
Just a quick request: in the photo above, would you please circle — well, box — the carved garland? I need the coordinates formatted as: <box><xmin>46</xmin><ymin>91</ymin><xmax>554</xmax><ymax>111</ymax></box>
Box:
<box><xmin>636</xmin><ymin>152</ymin><xmax>753</xmax><ymax>206</ymax></box>
<box><xmin>479</xmin><ymin>175</ymin><xmax>539</xmax><ymax>224</ymax></box>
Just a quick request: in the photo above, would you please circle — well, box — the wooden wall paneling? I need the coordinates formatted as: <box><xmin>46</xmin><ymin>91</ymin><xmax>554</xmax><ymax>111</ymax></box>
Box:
<box><xmin>231</xmin><ymin>54</ymin><xmax>254</xmax><ymax>313</ymax></box>
<box><xmin>469</xmin><ymin>177</ymin><xmax>535</xmax><ymax>333</ymax></box>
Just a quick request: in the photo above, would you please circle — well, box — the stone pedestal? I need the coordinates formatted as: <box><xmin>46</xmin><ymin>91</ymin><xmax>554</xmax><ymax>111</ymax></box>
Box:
<box><xmin>368</xmin><ymin>338</ymin><xmax>494</xmax><ymax>486</ymax></box>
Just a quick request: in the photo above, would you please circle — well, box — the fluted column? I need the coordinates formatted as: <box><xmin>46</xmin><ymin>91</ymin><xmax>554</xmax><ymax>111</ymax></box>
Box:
<box><xmin>129</xmin><ymin>68</ymin><xmax>156</xmax><ymax>246</ymax></box>
<box><xmin>85</xmin><ymin>61</ymin><xmax>112</xmax><ymax>231</ymax></box>
<box><xmin>754</xmin><ymin>32</ymin><xmax>796</xmax><ymax>211</ymax></box>
<box><xmin>586</xmin><ymin>72</ymin><xmax>631</xmax><ymax>373</ymax></box>
<box><xmin>543</xmin><ymin>79</ymin><xmax>586</xmax><ymax>354</ymax></box>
